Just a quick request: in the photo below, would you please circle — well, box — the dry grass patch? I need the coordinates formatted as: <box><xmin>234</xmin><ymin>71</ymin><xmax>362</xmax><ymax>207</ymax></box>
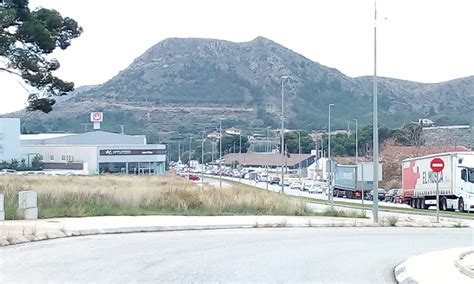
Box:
<box><xmin>0</xmin><ymin>175</ymin><xmax>313</xmax><ymax>218</ymax></box>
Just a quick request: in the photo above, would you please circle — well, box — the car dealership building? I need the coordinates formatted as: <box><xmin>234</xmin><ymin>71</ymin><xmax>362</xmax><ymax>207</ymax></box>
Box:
<box><xmin>21</xmin><ymin>131</ymin><xmax>166</xmax><ymax>175</ymax></box>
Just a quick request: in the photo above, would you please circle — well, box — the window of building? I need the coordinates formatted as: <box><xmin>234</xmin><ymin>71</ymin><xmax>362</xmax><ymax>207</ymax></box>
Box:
<box><xmin>62</xmin><ymin>155</ymin><xmax>66</xmax><ymax>161</ymax></box>
<box><xmin>50</xmin><ymin>155</ymin><xmax>54</xmax><ymax>161</ymax></box>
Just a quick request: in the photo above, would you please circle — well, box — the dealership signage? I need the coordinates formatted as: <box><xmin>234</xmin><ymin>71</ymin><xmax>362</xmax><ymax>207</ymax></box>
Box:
<box><xmin>90</xmin><ymin>112</ymin><xmax>103</xmax><ymax>130</ymax></box>
<box><xmin>99</xmin><ymin>149</ymin><xmax>166</xmax><ymax>156</ymax></box>
<box><xmin>90</xmin><ymin>112</ymin><xmax>103</xmax><ymax>122</ymax></box>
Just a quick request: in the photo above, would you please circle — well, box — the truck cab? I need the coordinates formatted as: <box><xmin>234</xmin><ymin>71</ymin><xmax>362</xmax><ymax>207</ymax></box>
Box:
<box><xmin>457</xmin><ymin>166</ymin><xmax>474</xmax><ymax>212</ymax></box>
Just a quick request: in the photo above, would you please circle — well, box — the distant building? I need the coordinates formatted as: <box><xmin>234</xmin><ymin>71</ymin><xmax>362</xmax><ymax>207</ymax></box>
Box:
<box><xmin>418</xmin><ymin>118</ymin><xmax>434</xmax><ymax>127</ymax></box>
<box><xmin>207</xmin><ymin>131</ymin><xmax>221</xmax><ymax>139</ymax></box>
<box><xmin>225</xmin><ymin>127</ymin><xmax>240</xmax><ymax>135</ymax></box>
<box><xmin>21</xmin><ymin>131</ymin><xmax>166</xmax><ymax>175</ymax></box>
<box><xmin>0</xmin><ymin>118</ymin><xmax>20</xmax><ymax>162</ymax></box>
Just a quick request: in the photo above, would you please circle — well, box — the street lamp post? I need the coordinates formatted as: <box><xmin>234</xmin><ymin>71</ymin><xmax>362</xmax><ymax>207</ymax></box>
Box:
<box><xmin>319</xmin><ymin>138</ymin><xmax>324</xmax><ymax>158</ymax></box>
<box><xmin>280</xmin><ymin>75</ymin><xmax>289</xmax><ymax>194</ymax></box>
<box><xmin>201</xmin><ymin>132</ymin><xmax>205</xmax><ymax>186</ymax></box>
<box><xmin>219</xmin><ymin>120</ymin><xmax>223</xmax><ymax>189</ymax></box>
<box><xmin>298</xmin><ymin>131</ymin><xmax>301</xmax><ymax>179</ymax></box>
<box><xmin>372</xmin><ymin>0</ymin><xmax>379</xmax><ymax>223</ymax></box>
<box><xmin>328</xmin><ymin>103</ymin><xmax>335</xmax><ymax>208</ymax></box>
<box><xmin>178</xmin><ymin>141</ymin><xmax>181</xmax><ymax>163</ymax></box>
<box><xmin>188</xmin><ymin>136</ymin><xmax>192</xmax><ymax>180</ymax></box>
<box><xmin>189</xmin><ymin>137</ymin><xmax>192</xmax><ymax>165</ymax></box>
<box><xmin>354</xmin><ymin>118</ymin><xmax>362</xmax><ymax>205</ymax></box>
<box><xmin>239</xmin><ymin>132</ymin><xmax>242</xmax><ymax>154</ymax></box>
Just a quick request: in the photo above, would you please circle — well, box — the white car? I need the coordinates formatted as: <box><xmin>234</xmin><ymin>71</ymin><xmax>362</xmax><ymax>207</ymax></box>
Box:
<box><xmin>290</xmin><ymin>181</ymin><xmax>304</xmax><ymax>190</ymax></box>
<box><xmin>308</xmin><ymin>184</ymin><xmax>323</xmax><ymax>194</ymax></box>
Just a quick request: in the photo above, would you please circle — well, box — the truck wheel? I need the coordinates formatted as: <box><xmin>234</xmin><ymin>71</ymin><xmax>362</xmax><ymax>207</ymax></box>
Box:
<box><xmin>416</xmin><ymin>198</ymin><xmax>421</xmax><ymax>209</ymax></box>
<box><xmin>459</xmin><ymin>198</ymin><xmax>465</xmax><ymax>213</ymax></box>
<box><xmin>440</xmin><ymin>197</ymin><xmax>447</xmax><ymax>211</ymax></box>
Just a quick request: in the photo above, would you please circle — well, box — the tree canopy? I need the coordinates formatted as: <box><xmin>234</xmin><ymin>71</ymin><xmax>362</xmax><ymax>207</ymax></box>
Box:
<box><xmin>0</xmin><ymin>0</ymin><xmax>82</xmax><ymax>113</ymax></box>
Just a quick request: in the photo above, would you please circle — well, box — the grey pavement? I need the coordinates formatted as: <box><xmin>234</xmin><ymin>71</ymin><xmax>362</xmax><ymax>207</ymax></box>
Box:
<box><xmin>0</xmin><ymin>227</ymin><xmax>471</xmax><ymax>283</ymax></box>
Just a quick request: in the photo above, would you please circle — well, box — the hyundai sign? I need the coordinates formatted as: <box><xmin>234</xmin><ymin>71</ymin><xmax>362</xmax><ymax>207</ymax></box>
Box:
<box><xmin>99</xmin><ymin>149</ymin><xmax>166</xmax><ymax>156</ymax></box>
<box><xmin>90</xmin><ymin>112</ymin><xmax>103</xmax><ymax>122</ymax></box>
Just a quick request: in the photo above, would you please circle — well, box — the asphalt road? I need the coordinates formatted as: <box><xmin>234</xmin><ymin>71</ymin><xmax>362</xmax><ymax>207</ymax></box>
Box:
<box><xmin>1</xmin><ymin>228</ymin><xmax>472</xmax><ymax>283</ymax></box>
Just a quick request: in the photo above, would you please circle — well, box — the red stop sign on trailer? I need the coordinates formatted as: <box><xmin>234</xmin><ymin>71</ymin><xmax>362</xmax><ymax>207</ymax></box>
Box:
<box><xmin>430</xmin><ymin>158</ymin><xmax>444</xmax><ymax>172</ymax></box>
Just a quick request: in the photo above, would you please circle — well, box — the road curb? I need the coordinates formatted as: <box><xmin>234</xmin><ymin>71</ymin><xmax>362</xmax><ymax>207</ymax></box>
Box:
<box><xmin>0</xmin><ymin>214</ymin><xmax>462</xmax><ymax>248</ymax></box>
<box><xmin>0</xmin><ymin>220</ymin><xmax>382</xmax><ymax>247</ymax></box>
<box><xmin>394</xmin><ymin>248</ymin><xmax>474</xmax><ymax>284</ymax></box>
<box><xmin>455</xmin><ymin>250</ymin><xmax>474</xmax><ymax>278</ymax></box>
<box><xmin>394</xmin><ymin>260</ymin><xmax>417</xmax><ymax>284</ymax></box>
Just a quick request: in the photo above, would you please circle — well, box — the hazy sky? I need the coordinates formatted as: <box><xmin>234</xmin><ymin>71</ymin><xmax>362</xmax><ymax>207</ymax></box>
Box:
<box><xmin>1</xmin><ymin>0</ymin><xmax>474</xmax><ymax>114</ymax></box>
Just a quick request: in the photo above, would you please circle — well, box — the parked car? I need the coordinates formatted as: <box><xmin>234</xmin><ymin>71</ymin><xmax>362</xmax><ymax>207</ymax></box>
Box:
<box><xmin>279</xmin><ymin>179</ymin><xmax>290</xmax><ymax>187</ymax></box>
<box><xmin>384</xmin><ymin>189</ymin><xmax>401</xmax><ymax>203</ymax></box>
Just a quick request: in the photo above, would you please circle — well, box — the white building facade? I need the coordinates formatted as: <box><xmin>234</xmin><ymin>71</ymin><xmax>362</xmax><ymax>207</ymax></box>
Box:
<box><xmin>21</xmin><ymin>131</ymin><xmax>166</xmax><ymax>175</ymax></box>
<box><xmin>0</xmin><ymin>118</ymin><xmax>20</xmax><ymax>162</ymax></box>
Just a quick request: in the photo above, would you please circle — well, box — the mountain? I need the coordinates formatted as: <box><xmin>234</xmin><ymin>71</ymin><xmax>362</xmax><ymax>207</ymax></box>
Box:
<box><xmin>9</xmin><ymin>36</ymin><xmax>474</xmax><ymax>141</ymax></box>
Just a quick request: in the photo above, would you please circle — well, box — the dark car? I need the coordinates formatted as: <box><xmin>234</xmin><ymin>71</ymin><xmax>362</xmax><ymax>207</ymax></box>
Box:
<box><xmin>269</xmin><ymin>176</ymin><xmax>281</xmax><ymax>185</ymax></box>
<box><xmin>384</xmin><ymin>189</ymin><xmax>401</xmax><ymax>203</ymax></box>
<box><xmin>188</xmin><ymin>175</ymin><xmax>200</xmax><ymax>181</ymax></box>
<box><xmin>367</xmin><ymin>189</ymin><xmax>387</xmax><ymax>201</ymax></box>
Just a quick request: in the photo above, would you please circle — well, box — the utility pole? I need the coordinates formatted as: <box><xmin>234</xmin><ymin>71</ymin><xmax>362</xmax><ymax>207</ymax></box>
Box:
<box><xmin>372</xmin><ymin>0</ymin><xmax>379</xmax><ymax>223</ymax></box>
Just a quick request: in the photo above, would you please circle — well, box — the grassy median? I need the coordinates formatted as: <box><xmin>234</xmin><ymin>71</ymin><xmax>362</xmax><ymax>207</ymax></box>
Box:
<box><xmin>0</xmin><ymin>174</ymin><xmax>318</xmax><ymax>219</ymax></box>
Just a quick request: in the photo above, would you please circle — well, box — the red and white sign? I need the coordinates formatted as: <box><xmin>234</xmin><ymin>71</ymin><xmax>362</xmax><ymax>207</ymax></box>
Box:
<box><xmin>430</xmin><ymin>158</ymin><xmax>445</xmax><ymax>173</ymax></box>
<box><xmin>90</xmin><ymin>112</ymin><xmax>103</xmax><ymax>122</ymax></box>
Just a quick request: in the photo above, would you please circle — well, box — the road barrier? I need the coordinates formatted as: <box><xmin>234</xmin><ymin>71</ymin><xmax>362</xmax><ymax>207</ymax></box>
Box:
<box><xmin>17</xmin><ymin>191</ymin><xmax>38</xmax><ymax>220</ymax></box>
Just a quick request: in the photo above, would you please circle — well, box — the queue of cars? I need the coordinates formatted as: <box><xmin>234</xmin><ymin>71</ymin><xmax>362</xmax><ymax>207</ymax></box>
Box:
<box><xmin>175</xmin><ymin>164</ymin><xmax>401</xmax><ymax>201</ymax></box>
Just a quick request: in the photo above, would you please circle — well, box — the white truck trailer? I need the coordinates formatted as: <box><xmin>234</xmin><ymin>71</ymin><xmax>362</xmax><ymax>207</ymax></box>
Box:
<box><xmin>402</xmin><ymin>152</ymin><xmax>474</xmax><ymax>212</ymax></box>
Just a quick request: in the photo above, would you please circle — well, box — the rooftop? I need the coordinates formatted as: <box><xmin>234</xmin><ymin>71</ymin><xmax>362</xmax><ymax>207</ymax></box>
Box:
<box><xmin>20</xmin><ymin>133</ymin><xmax>76</xmax><ymax>140</ymax></box>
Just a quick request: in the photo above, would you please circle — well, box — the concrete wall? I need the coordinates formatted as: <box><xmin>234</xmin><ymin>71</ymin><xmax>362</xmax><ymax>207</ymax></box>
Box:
<box><xmin>0</xmin><ymin>118</ymin><xmax>20</xmax><ymax>162</ymax></box>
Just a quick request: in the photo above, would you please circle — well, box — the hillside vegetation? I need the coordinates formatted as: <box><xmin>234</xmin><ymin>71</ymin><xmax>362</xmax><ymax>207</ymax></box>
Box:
<box><xmin>9</xmin><ymin>37</ymin><xmax>473</xmax><ymax>141</ymax></box>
